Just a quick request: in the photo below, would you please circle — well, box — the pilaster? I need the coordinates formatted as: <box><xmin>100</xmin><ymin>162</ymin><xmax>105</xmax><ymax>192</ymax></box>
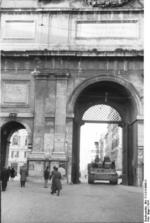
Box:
<box><xmin>66</xmin><ymin>115</ymin><xmax>74</xmax><ymax>183</ymax></box>
<box><xmin>122</xmin><ymin>123</ymin><xmax>128</xmax><ymax>185</ymax></box>
<box><xmin>32</xmin><ymin>72</ymin><xmax>48</xmax><ymax>153</ymax></box>
<box><xmin>136</xmin><ymin>118</ymin><xmax>144</xmax><ymax>186</ymax></box>
<box><xmin>128</xmin><ymin>117</ymin><xmax>144</xmax><ymax>186</ymax></box>
<box><xmin>53</xmin><ymin>74</ymin><xmax>68</xmax><ymax>158</ymax></box>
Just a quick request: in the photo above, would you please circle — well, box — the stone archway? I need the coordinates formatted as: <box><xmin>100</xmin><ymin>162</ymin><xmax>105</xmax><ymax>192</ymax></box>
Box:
<box><xmin>67</xmin><ymin>76</ymin><xmax>142</xmax><ymax>186</ymax></box>
<box><xmin>67</xmin><ymin>75</ymin><xmax>142</xmax><ymax>116</ymax></box>
<box><xmin>1</xmin><ymin>121</ymin><xmax>31</xmax><ymax>169</ymax></box>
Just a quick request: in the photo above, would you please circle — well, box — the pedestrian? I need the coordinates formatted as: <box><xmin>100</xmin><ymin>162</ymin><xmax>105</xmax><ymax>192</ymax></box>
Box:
<box><xmin>1</xmin><ymin>167</ymin><xmax>10</xmax><ymax>191</ymax></box>
<box><xmin>10</xmin><ymin>167</ymin><xmax>16</xmax><ymax>180</ymax></box>
<box><xmin>58</xmin><ymin>165</ymin><xmax>66</xmax><ymax>179</ymax></box>
<box><xmin>43</xmin><ymin>166</ymin><xmax>50</xmax><ymax>188</ymax></box>
<box><xmin>20</xmin><ymin>165</ymin><xmax>28</xmax><ymax>187</ymax></box>
<box><xmin>7</xmin><ymin>166</ymin><xmax>11</xmax><ymax>181</ymax></box>
<box><xmin>111</xmin><ymin>161</ymin><xmax>116</xmax><ymax>169</ymax></box>
<box><xmin>50</xmin><ymin>166</ymin><xmax>62</xmax><ymax>196</ymax></box>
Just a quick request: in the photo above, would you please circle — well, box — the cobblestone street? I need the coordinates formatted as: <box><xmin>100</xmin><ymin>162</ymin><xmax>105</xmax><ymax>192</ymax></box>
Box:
<box><xmin>1</xmin><ymin>180</ymin><xmax>143</xmax><ymax>223</ymax></box>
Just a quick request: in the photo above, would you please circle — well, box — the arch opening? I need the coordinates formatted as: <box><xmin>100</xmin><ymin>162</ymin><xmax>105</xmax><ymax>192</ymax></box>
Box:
<box><xmin>80</xmin><ymin>104</ymin><xmax>123</xmax><ymax>184</ymax></box>
<box><xmin>1</xmin><ymin>121</ymin><xmax>31</xmax><ymax>175</ymax></box>
<box><xmin>71</xmin><ymin>80</ymin><xmax>139</xmax><ymax>186</ymax></box>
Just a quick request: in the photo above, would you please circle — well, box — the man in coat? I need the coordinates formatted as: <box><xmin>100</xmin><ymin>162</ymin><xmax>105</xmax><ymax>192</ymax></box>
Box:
<box><xmin>10</xmin><ymin>167</ymin><xmax>16</xmax><ymax>180</ymax></box>
<box><xmin>50</xmin><ymin>166</ymin><xmax>62</xmax><ymax>196</ymax></box>
<box><xmin>1</xmin><ymin>167</ymin><xmax>10</xmax><ymax>191</ymax></box>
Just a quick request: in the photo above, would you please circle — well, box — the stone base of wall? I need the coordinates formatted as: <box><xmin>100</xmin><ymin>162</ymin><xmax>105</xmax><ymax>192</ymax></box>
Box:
<box><xmin>27</xmin><ymin>151</ymin><xmax>69</xmax><ymax>180</ymax></box>
<box><xmin>51</xmin><ymin>151</ymin><xmax>67</xmax><ymax>160</ymax></box>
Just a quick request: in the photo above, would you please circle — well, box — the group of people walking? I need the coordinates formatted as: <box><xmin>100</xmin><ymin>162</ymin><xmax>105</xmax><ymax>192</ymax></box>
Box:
<box><xmin>1</xmin><ymin>167</ymin><xmax>16</xmax><ymax>191</ymax></box>
<box><xmin>1</xmin><ymin>165</ymin><xmax>62</xmax><ymax>196</ymax></box>
<box><xmin>1</xmin><ymin>165</ymin><xmax>28</xmax><ymax>191</ymax></box>
<box><xmin>44</xmin><ymin>166</ymin><xmax>62</xmax><ymax>196</ymax></box>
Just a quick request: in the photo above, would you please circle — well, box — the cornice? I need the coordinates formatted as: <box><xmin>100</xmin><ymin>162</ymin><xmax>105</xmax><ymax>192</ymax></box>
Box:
<box><xmin>1</xmin><ymin>49</ymin><xmax>144</xmax><ymax>58</ymax></box>
<box><xmin>0</xmin><ymin>7</ymin><xmax>143</xmax><ymax>13</ymax></box>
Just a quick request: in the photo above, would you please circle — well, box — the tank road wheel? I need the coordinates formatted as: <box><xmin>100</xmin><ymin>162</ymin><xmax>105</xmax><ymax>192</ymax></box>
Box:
<box><xmin>88</xmin><ymin>178</ymin><xmax>93</xmax><ymax>184</ymax></box>
<box><xmin>110</xmin><ymin>180</ymin><xmax>118</xmax><ymax>185</ymax></box>
<box><xmin>113</xmin><ymin>180</ymin><xmax>118</xmax><ymax>185</ymax></box>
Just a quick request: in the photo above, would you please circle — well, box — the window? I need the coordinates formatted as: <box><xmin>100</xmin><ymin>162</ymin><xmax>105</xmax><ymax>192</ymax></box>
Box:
<box><xmin>25</xmin><ymin>137</ymin><xmax>28</xmax><ymax>146</ymax></box>
<box><xmin>15</xmin><ymin>151</ymin><xmax>19</xmax><ymax>158</ymax></box>
<box><xmin>24</xmin><ymin>152</ymin><xmax>27</xmax><ymax>158</ymax></box>
<box><xmin>112</xmin><ymin>138</ymin><xmax>119</xmax><ymax>149</ymax></box>
<box><xmin>12</xmin><ymin>135</ymin><xmax>19</xmax><ymax>145</ymax></box>
<box><xmin>11</xmin><ymin>151</ymin><xmax>14</xmax><ymax>158</ymax></box>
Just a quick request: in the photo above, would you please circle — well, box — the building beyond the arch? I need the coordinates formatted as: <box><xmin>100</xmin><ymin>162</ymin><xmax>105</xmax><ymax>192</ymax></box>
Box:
<box><xmin>0</xmin><ymin>0</ymin><xmax>143</xmax><ymax>186</ymax></box>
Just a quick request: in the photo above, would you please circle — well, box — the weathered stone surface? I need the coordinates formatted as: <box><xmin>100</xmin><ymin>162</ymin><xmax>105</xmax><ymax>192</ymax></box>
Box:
<box><xmin>2</xmin><ymin>82</ymin><xmax>29</xmax><ymax>105</ymax></box>
<box><xmin>0</xmin><ymin>0</ymin><xmax>144</xmax><ymax>9</ymax></box>
<box><xmin>0</xmin><ymin>10</ymin><xmax>143</xmax><ymax>52</ymax></box>
<box><xmin>54</xmin><ymin>78</ymin><xmax>68</xmax><ymax>152</ymax></box>
<box><xmin>0</xmin><ymin>2</ymin><xmax>144</xmax><ymax>186</ymax></box>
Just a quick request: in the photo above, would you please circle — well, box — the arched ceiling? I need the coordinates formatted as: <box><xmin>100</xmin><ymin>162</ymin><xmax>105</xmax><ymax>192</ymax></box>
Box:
<box><xmin>74</xmin><ymin>81</ymin><xmax>136</xmax><ymax>122</ymax></box>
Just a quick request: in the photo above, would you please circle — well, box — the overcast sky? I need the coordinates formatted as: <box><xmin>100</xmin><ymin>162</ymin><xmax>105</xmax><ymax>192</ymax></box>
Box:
<box><xmin>80</xmin><ymin>123</ymin><xmax>108</xmax><ymax>172</ymax></box>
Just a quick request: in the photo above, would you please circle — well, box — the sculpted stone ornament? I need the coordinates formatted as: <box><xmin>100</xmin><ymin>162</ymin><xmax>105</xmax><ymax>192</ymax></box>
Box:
<box><xmin>85</xmin><ymin>0</ymin><xmax>133</xmax><ymax>8</ymax></box>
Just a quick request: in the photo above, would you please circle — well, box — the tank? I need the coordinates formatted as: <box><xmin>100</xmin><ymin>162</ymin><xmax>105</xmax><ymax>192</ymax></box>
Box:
<box><xmin>87</xmin><ymin>156</ymin><xmax>118</xmax><ymax>184</ymax></box>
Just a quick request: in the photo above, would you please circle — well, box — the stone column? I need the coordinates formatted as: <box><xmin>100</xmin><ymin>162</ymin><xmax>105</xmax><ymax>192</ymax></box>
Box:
<box><xmin>44</xmin><ymin>76</ymin><xmax>56</xmax><ymax>158</ymax></box>
<box><xmin>72</xmin><ymin>119</ymin><xmax>83</xmax><ymax>184</ymax></box>
<box><xmin>128</xmin><ymin>121</ymin><xmax>137</xmax><ymax>186</ymax></box>
<box><xmin>66</xmin><ymin>116</ymin><xmax>74</xmax><ymax>184</ymax></box>
<box><xmin>53</xmin><ymin>75</ymin><xmax>68</xmax><ymax>158</ymax></box>
<box><xmin>136</xmin><ymin>118</ymin><xmax>144</xmax><ymax>186</ymax></box>
<box><xmin>122</xmin><ymin>123</ymin><xmax>128</xmax><ymax>185</ymax></box>
<box><xmin>5</xmin><ymin>140</ymin><xmax>11</xmax><ymax>167</ymax></box>
<box><xmin>33</xmin><ymin>75</ymin><xmax>47</xmax><ymax>151</ymax></box>
<box><xmin>127</xmin><ymin>117</ymin><xmax>144</xmax><ymax>186</ymax></box>
<box><xmin>44</xmin><ymin>117</ymin><xmax>54</xmax><ymax>158</ymax></box>
<box><xmin>30</xmin><ymin>72</ymin><xmax>48</xmax><ymax>162</ymax></box>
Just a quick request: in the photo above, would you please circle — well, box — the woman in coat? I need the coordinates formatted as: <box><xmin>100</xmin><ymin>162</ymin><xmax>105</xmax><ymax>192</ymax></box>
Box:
<box><xmin>51</xmin><ymin>166</ymin><xmax>62</xmax><ymax>196</ymax></box>
<box><xmin>43</xmin><ymin>166</ymin><xmax>50</xmax><ymax>188</ymax></box>
<box><xmin>20</xmin><ymin>165</ymin><xmax>28</xmax><ymax>187</ymax></box>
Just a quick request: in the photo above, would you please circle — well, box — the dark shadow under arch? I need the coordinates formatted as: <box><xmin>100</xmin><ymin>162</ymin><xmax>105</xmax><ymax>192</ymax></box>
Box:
<box><xmin>67</xmin><ymin>75</ymin><xmax>142</xmax><ymax>117</ymax></box>
<box><xmin>1</xmin><ymin>121</ymin><xmax>26</xmax><ymax>169</ymax></box>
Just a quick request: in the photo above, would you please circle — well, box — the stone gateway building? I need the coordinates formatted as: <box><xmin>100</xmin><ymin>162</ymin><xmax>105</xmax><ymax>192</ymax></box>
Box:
<box><xmin>0</xmin><ymin>0</ymin><xmax>143</xmax><ymax>186</ymax></box>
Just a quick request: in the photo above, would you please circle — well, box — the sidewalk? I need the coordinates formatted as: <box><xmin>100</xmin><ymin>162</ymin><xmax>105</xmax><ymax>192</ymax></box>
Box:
<box><xmin>1</xmin><ymin>180</ymin><xmax>143</xmax><ymax>223</ymax></box>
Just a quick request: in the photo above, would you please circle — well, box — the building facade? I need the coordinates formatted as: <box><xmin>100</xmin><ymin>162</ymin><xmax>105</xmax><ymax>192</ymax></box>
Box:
<box><xmin>103</xmin><ymin>124</ymin><xmax>122</xmax><ymax>171</ymax></box>
<box><xmin>7</xmin><ymin>129</ymin><xmax>30</xmax><ymax>176</ymax></box>
<box><xmin>1</xmin><ymin>0</ymin><xmax>144</xmax><ymax>186</ymax></box>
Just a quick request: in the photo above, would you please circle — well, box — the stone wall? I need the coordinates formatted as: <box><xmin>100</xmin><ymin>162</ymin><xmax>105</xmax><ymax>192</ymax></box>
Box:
<box><xmin>1</xmin><ymin>55</ymin><xmax>144</xmax><ymax>184</ymax></box>
<box><xmin>0</xmin><ymin>10</ymin><xmax>143</xmax><ymax>52</ymax></box>
<box><xmin>0</xmin><ymin>2</ymin><xmax>144</xmax><ymax>185</ymax></box>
